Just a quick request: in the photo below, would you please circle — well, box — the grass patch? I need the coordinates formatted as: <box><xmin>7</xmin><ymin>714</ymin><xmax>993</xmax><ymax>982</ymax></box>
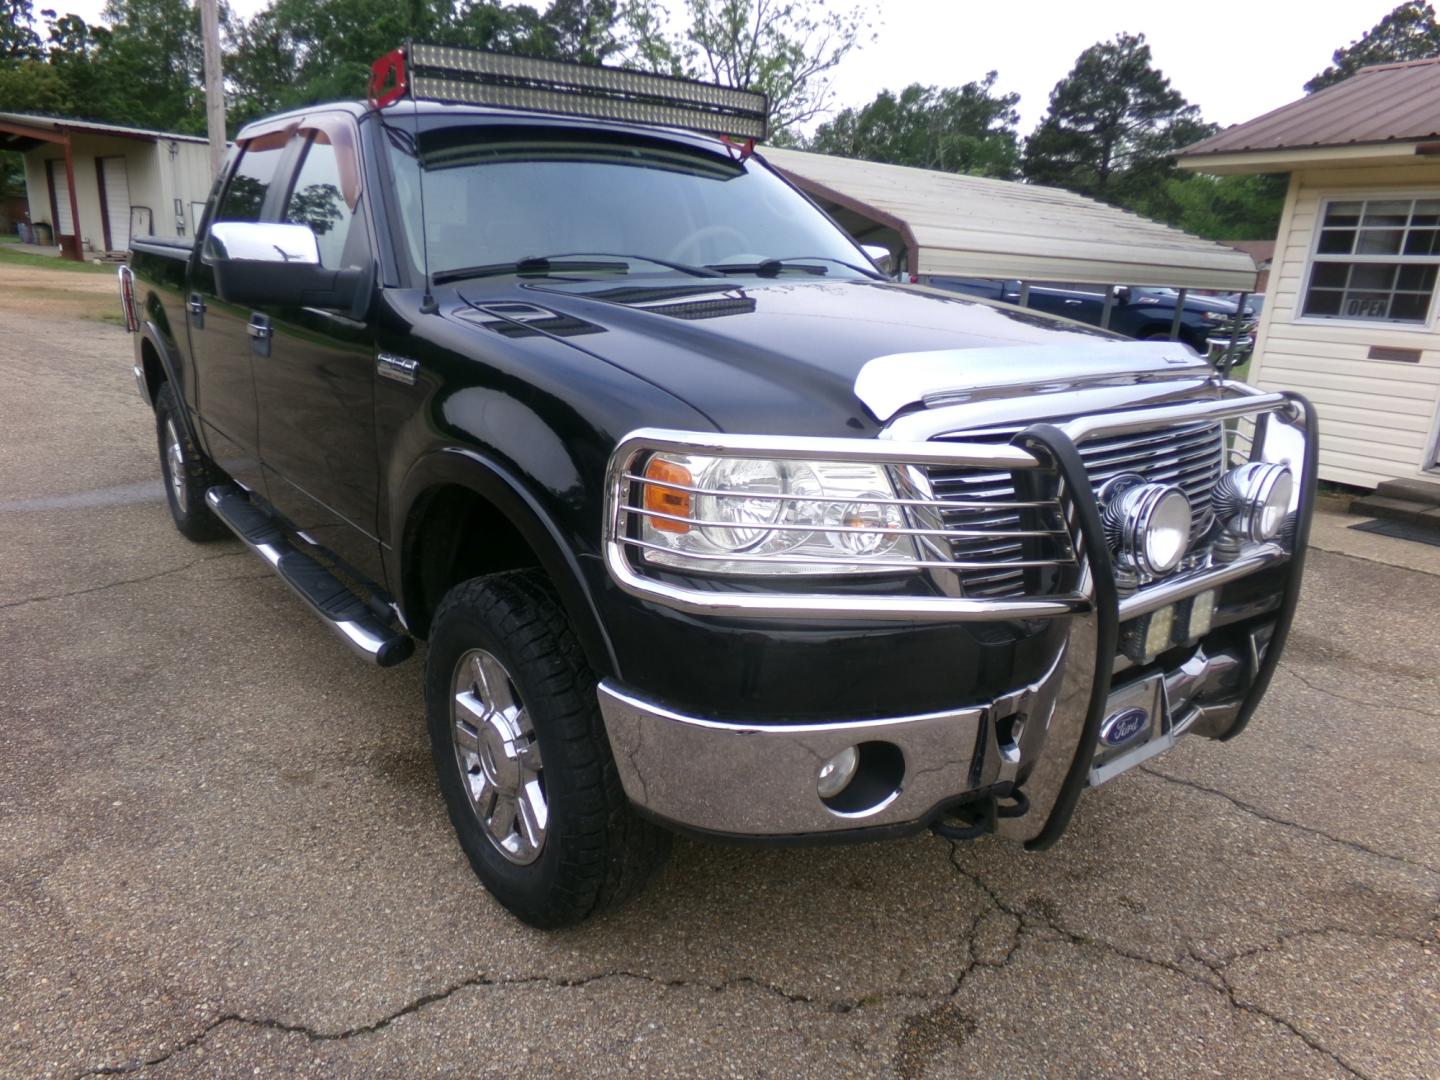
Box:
<box><xmin>0</xmin><ymin>246</ymin><xmax>114</xmax><ymax>273</ymax></box>
<box><xmin>0</xmin><ymin>233</ymin><xmax>18</xmax><ymax>244</ymax></box>
<box><xmin>0</xmin><ymin>282</ymin><xmax>122</xmax><ymax>323</ymax></box>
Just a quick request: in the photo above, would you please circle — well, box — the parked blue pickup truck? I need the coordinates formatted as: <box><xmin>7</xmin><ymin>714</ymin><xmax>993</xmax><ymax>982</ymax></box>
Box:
<box><xmin>931</xmin><ymin>278</ymin><xmax>1258</xmax><ymax>357</ymax></box>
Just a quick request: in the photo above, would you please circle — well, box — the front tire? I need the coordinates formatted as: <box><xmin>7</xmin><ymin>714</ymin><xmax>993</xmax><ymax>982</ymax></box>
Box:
<box><xmin>154</xmin><ymin>383</ymin><xmax>226</xmax><ymax>542</ymax></box>
<box><xmin>425</xmin><ymin>570</ymin><xmax>670</xmax><ymax>927</ymax></box>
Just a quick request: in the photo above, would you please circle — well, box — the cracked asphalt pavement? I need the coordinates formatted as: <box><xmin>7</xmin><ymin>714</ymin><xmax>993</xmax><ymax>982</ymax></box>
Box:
<box><xmin>2</xmin><ymin>295</ymin><xmax>1438</xmax><ymax>1079</ymax></box>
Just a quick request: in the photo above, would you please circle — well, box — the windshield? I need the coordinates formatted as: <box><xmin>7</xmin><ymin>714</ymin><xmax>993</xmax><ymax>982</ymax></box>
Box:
<box><xmin>385</xmin><ymin>123</ymin><xmax>868</xmax><ymax>282</ymax></box>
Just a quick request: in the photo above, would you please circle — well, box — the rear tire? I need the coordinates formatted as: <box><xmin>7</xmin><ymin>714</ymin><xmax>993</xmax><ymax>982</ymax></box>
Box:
<box><xmin>154</xmin><ymin>383</ymin><xmax>227</xmax><ymax>542</ymax></box>
<box><xmin>425</xmin><ymin>569</ymin><xmax>670</xmax><ymax>927</ymax></box>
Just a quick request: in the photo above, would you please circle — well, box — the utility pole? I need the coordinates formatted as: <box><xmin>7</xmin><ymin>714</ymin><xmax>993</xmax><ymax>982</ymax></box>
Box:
<box><xmin>199</xmin><ymin>0</ymin><xmax>225</xmax><ymax>180</ymax></box>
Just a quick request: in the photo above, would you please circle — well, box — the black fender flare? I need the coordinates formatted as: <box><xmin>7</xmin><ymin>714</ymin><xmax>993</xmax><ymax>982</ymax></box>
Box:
<box><xmin>390</xmin><ymin>446</ymin><xmax>618</xmax><ymax>679</ymax></box>
<box><xmin>137</xmin><ymin>320</ymin><xmax>199</xmax><ymax>438</ymax></box>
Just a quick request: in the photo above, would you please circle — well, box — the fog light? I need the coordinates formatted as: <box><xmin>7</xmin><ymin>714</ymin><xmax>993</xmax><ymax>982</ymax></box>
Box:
<box><xmin>1103</xmin><ymin>481</ymin><xmax>1192</xmax><ymax>577</ymax></box>
<box><xmin>1188</xmin><ymin>590</ymin><xmax>1216</xmax><ymax>639</ymax></box>
<box><xmin>816</xmin><ymin>745</ymin><xmax>859</xmax><ymax>799</ymax></box>
<box><xmin>1214</xmin><ymin>462</ymin><xmax>1293</xmax><ymax>543</ymax></box>
<box><xmin>1144</xmin><ymin>605</ymin><xmax>1175</xmax><ymax>657</ymax></box>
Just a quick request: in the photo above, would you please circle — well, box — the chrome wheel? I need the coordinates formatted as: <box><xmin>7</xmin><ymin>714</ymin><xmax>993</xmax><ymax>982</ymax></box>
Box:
<box><xmin>164</xmin><ymin>417</ymin><xmax>187</xmax><ymax>514</ymax></box>
<box><xmin>450</xmin><ymin>648</ymin><xmax>547</xmax><ymax>865</ymax></box>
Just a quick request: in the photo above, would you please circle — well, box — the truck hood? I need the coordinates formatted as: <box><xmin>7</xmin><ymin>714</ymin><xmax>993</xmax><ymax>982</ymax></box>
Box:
<box><xmin>456</xmin><ymin>277</ymin><xmax>1213</xmax><ymax>435</ymax></box>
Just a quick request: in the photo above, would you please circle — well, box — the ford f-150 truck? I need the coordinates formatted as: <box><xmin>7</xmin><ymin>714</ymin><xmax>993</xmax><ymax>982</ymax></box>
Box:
<box><xmin>929</xmin><ymin>278</ymin><xmax>1259</xmax><ymax>358</ymax></box>
<box><xmin>120</xmin><ymin>45</ymin><xmax>1315</xmax><ymax>927</ymax></box>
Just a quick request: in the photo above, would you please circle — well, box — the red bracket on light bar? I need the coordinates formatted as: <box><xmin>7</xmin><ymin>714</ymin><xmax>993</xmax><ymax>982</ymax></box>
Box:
<box><xmin>720</xmin><ymin>135</ymin><xmax>756</xmax><ymax>161</ymax></box>
<box><xmin>369</xmin><ymin>48</ymin><xmax>409</xmax><ymax>109</ymax></box>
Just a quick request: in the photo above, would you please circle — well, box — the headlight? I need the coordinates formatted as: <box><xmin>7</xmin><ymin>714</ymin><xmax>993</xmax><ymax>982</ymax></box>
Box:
<box><xmin>1201</xmin><ymin>310</ymin><xmax>1233</xmax><ymax>323</ymax></box>
<box><xmin>636</xmin><ymin>453</ymin><xmax>918</xmax><ymax>575</ymax></box>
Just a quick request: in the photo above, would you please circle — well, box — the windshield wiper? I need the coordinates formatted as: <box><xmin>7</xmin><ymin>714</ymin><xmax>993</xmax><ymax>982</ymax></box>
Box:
<box><xmin>433</xmin><ymin>257</ymin><xmax>627</xmax><ymax>285</ymax></box>
<box><xmin>432</xmin><ymin>252</ymin><xmax>722</xmax><ymax>286</ymax></box>
<box><xmin>706</xmin><ymin>255</ymin><xmax>883</xmax><ymax>279</ymax></box>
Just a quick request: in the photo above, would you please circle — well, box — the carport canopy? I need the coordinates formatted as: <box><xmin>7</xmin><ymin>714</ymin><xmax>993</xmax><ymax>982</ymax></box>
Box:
<box><xmin>760</xmin><ymin>146</ymin><xmax>1260</xmax><ymax>292</ymax></box>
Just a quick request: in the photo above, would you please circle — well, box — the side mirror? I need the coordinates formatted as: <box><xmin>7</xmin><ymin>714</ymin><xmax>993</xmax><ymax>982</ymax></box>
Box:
<box><xmin>1113</xmin><ymin>285</ymin><xmax>1131</xmax><ymax>305</ymax></box>
<box><xmin>207</xmin><ymin>222</ymin><xmax>362</xmax><ymax>310</ymax></box>
<box><xmin>861</xmin><ymin>243</ymin><xmax>893</xmax><ymax>275</ymax></box>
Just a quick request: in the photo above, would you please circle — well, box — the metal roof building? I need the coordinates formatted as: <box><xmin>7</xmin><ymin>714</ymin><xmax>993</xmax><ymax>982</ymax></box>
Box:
<box><xmin>0</xmin><ymin>112</ymin><xmax>214</xmax><ymax>259</ymax></box>
<box><xmin>1177</xmin><ymin>58</ymin><xmax>1440</xmax><ymax>491</ymax></box>
<box><xmin>1180</xmin><ymin>57</ymin><xmax>1440</xmax><ymax>172</ymax></box>
<box><xmin>759</xmin><ymin>146</ymin><xmax>1259</xmax><ymax>291</ymax></box>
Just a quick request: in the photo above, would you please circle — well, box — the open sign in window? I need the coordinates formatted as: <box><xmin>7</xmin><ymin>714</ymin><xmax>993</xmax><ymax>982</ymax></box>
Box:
<box><xmin>1302</xmin><ymin>197</ymin><xmax>1440</xmax><ymax>324</ymax></box>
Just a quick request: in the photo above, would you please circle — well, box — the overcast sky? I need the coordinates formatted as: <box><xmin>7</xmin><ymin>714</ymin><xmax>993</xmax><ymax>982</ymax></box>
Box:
<box><xmin>53</xmin><ymin>0</ymin><xmax>1400</xmax><ymax>132</ymax></box>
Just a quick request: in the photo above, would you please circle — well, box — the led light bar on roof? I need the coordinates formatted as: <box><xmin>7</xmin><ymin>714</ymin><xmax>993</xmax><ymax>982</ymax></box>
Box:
<box><xmin>399</xmin><ymin>43</ymin><xmax>769</xmax><ymax>141</ymax></box>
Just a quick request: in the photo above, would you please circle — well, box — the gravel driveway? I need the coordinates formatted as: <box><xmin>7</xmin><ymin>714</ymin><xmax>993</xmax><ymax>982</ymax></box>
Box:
<box><xmin>1</xmin><ymin>282</ymin><xmax>1436</xmax><ymax>1079</ymax></box>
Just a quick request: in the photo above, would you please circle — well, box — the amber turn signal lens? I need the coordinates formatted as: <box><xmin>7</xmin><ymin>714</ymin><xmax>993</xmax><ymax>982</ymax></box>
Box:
<box><xmin>643</xmin><ymin>457</ymin><xmax>692</xmax><ymax>533</ymax></box>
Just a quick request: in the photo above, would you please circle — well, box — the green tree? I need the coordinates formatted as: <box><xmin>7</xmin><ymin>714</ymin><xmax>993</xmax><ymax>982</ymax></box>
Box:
<box><xmin>1022</xmin><ymin>32</ymin><xmax>1212</xmax><ymax>205</ymax></box>
<box><xmin>94</xmin><ymin>0</ymin><xmax>211</xmax><ymax>131</ymax></box>
<box><xmin>0</xmin><ymin>57</ymin><xmax>70</xmax><ymax>111</ymax></box>
<box><xmin>806</xmin><ymin>75</ymin><xmax>1021</xmax><ymax>178</ymax></box>
<box><xmin>622</xmin><ymin>0</ymin><xmax>874</xmax><ymax>136</ymax></box>
<box><xmin>1</xmin><ymin>0</ymin><xmax>42</xmax><ymax>61</ymax></box>
<box><xmin>1306</xmin><ymin>1</ymin><xmax>1440</xmax><ymax>92</ymax></box>
<box><xmin>0</xmin><ymin>0</ymin><xmax>58</xmax><ymax>199</ymax></box>
<box><xmin>541</xmin><ymin>0</ymin><xmax>620</xmax><ymax>64</ymax></box>
<box><xmin>35</xmin><ymin>0</ymin><xmax>211</xmax><ymax>131</ymax></box>
<box><xmin>32</xmin><ymin>10</ymin><xmax>108</xmax><ymax>122</ymax></box>
<box><xmin>1127</xmin><ymin>172</ymin><xmax>1287</xmax><ymax>241</ymax></box>
<box><xmin>225</xmin><ymin>0</ymin><xmax>458</xmax><ymax>124</ymax></box>
<box><xmin>226</xmin><ymin>0</ymin><xmax>610</xmax><ymax>129</ymax></box>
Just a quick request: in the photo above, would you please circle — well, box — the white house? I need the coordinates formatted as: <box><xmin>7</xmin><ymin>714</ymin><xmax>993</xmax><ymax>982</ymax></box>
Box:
<box><xmin>0</xmin><ymin>113</ymin><xmax>215</xmax><ymax>259</ymax></box>
<box><xmin>1179</xmin><ymin>58</ymin><xmax>1440</xmax><ymax>492</ymax></box>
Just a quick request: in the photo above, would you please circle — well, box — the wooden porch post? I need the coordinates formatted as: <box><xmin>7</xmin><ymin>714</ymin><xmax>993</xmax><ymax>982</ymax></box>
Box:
<box><xmin>62</xmin><ymin>136</ymin><xmax>81</xmax><ymax>261</ymax></box>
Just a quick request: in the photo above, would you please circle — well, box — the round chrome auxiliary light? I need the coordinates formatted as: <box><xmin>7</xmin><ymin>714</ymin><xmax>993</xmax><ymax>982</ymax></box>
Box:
<box><xmin>1213</xmin><ymin>461</ymin><xmax>1293</xmax><ymax>543</ymax></box>
<box><xmin>1102</xmin><ymin>480</ymin><xmax>1192</xmax><ymax>577</ymax></box>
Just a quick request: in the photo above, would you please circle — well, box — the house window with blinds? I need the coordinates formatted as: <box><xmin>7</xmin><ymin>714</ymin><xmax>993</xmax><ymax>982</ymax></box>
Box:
<box><xmin>1301</xmin><ymin>197</ymin><xmax>1440</xmax><ymax>324</ymax></box>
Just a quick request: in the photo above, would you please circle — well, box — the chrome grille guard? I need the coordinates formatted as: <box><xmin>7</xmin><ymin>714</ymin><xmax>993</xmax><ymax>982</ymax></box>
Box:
<box><xmin>602</xmin><ymin>386</ymin><xmax>1311</xmax><ymax>623</ymax></box>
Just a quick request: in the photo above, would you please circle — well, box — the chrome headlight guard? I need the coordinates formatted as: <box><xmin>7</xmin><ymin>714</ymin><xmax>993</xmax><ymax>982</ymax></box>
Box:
<box><xmin>601</xmin><ymin>387</ymin><xmax>1308</xmax><ymax>623</ymax></box>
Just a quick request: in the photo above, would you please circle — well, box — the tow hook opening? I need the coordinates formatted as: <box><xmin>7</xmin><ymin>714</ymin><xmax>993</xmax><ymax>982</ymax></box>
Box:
<box><xmin>818</xmin><ymin>741</ymin><xmax>904</xmax><ymax>817</ymax></box>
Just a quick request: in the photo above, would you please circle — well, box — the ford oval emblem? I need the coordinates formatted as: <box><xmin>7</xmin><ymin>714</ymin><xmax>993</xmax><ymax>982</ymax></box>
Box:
<box><xmin>1100</xmin><ymin>707</ymin><xmax>1149</xmax><ymax>748</ymax></box>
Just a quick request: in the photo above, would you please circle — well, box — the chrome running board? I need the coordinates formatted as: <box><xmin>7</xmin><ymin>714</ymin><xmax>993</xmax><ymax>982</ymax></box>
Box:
<box><xmin>205</xmin><ymin>485</ymin><xmax>414</xmax><ymax>667</ymax></box>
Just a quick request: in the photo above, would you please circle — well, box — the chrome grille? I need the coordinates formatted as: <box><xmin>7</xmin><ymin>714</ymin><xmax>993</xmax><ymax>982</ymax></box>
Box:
<box><xmin>928</xmin><ymin>420</ymin><xmax>1225</xmax><ymax>598</ymax></box>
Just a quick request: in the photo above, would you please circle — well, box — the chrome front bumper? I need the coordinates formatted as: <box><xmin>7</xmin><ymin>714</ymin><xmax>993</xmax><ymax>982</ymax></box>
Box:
<box><xmin>598</xmin><ymin>683</ymin><xmax>987</xmax><ymax>836</ymax></box>
<box><xmin>597</xmin><ymin>626</ymin><xmax>1263</xmax><ymax>839</ymax></box>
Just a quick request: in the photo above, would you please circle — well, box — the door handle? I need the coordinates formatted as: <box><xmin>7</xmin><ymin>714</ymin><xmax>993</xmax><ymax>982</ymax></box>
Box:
<box><xmin>1063</xmin><ymin>299</ymin><xmax>1082</xmax><ymax>306</ymax></box>
<box><xmin>187</xmin><ymin>292</ymin><xmax>205</xmax><ymax>329</ymax></box>
<box><xmin>248</xmin><ymin>313</ymin><xmax>272</xmax><ymax>358</ymax></box>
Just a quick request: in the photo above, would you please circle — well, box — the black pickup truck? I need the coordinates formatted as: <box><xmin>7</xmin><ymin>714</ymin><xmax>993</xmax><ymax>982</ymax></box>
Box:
<box><xmin>121</xmin><ymin>46</ymin><xmax>1315</xmax><ymax>927</ymax></box>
